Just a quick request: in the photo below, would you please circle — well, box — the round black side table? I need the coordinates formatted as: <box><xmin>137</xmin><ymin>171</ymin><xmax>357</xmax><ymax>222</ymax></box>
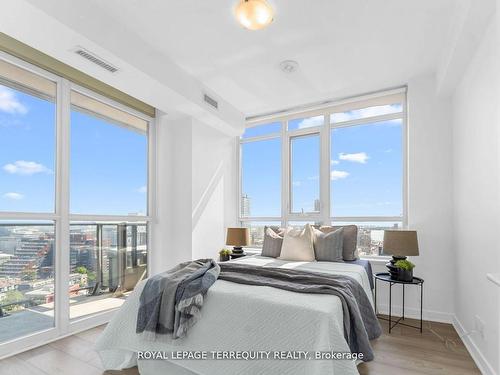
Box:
<box><xmin>374</xmin><ymin>272</ymin><xmax>424</xmax><ymax>333</ymax></box>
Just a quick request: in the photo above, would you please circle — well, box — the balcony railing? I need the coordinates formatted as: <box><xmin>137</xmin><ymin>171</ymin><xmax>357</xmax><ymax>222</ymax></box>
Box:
<box><xmin>0</xmin><ymin>223</ymin><xmax>148</xmax><ymax>322</ymax></box>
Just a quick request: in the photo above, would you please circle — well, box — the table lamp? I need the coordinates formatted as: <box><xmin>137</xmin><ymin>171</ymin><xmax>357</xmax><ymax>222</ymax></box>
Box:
<box><xmin>226</xmin><ymin>227</ymin><xmax>250</xmax><ymax>258</ymax></box>
<box><xmin>383</xmin><ymin>230</ymin><xmax>419</xmax><ymax>279</ymax></box>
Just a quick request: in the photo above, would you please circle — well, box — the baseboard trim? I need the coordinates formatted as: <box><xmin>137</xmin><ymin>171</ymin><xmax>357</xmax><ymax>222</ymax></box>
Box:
<box><xmin>376</xmin><ymin>304</ymin><xmax>453</xmax><ymax>324</ymax></box>
<box><xmin>452</xmin><ymin>316</ymin><xmax>497</xmax><ymax>375</ymax></box>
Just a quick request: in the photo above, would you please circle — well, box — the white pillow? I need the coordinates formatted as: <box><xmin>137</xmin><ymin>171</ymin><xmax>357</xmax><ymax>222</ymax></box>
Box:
<box><xmin>278</xmin><ymin>224</ymin><xmax>316</xmax><ymax>262</ymax></box>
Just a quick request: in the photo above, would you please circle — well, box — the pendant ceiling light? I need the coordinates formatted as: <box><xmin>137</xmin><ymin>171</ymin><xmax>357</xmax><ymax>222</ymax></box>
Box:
<box><xmin>235</xmin><ymin>0</ymin><xmax>274</xmax><ymax>30</ymax></box>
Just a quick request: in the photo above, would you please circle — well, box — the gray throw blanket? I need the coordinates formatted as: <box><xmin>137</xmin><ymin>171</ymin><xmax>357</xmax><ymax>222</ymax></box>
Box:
<box><xmin>219</xmin><ymin>263</ymin><xmax>382</xmax><ymax>362</ymax></box>
<box><xmin>136</xmin><ymin>259</ymin><xmax>220</xmax><ymax>339</ymax></box>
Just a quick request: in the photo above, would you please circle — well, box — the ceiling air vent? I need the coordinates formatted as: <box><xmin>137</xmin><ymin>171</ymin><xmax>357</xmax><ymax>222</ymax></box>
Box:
<box><xmin>74</xmin><ymin>47</ymin><xmax>118</xmax><ymax>73</ymax></box>
<box><xmin>203</xmin><ymin>93</ymin><xmax>218</xmax><ymax>110</ymax></box>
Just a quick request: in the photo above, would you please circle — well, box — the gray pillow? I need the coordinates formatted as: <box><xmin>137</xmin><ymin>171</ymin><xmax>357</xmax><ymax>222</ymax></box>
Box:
<box><xmin>319</xmin><ymin>225</ymin><xmax>358</xmax><ymax>260</ymax></box>
<box><xmin>313</xmin><ymin>228</ymin><xmax>344</xmax><ymax>262</ymax></box>
<box><xmin>261</xmin><ymin>226</ymin><xmax>284</xmax><ymax>258</ymax></box>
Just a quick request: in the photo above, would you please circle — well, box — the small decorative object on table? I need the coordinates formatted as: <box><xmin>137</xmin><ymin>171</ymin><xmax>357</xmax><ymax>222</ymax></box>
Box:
<box><xmin>219</xmin><ymin>248</ymin><xmax>232</xmax><ymax>262</ymax></box>
<box><xmin>382</xmin><ymin>230</ymin><xmax>419</xmax><ymax>281</ymax></box>
<box><xmin>394</xmin><ymin>259</ymin><xmax>415</xmax><ymax>282</ymax></box>
<box><xmin>225</xmin><ymin>227</ymin><xmax>250</xmax><ymax>259</ymax></box>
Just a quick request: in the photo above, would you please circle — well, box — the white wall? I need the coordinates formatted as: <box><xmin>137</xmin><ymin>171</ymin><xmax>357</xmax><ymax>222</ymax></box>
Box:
<box><xmin>152</xmin><ymin>115</ymin><xmax>238</xmax><ymax>274</ymax></box>
<box><xmin>192</xmin><ymin>119</ymin><xmax>238</xmax><ymax>259</ymax></box>
<box><xmin>372</xmin><ymin>74</ymin><xmax>456</xmax><ymax>323</ymax></box>
<box><xmin>151</xmin><ymin>115</ymin><xmax>193</xmax><ymax>275</ymax></box>
<box><xmin>451</xmin><ymin>18</ymin><xmax>499</xmax><ymax>375</ymax></box>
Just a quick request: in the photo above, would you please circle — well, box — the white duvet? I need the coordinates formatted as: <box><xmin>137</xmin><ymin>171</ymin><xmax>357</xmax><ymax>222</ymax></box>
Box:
<box><xmin>95</xmin><ymin>256</ymin><xmax>373</xmax><ymax>375</ymax></box>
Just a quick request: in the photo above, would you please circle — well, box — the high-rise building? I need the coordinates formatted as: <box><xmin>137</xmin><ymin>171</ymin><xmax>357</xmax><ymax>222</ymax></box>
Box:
<box><xmin>314</xmin><ymin>199</ymin><xmax>321</xmax><ymax>212</ymax></box>
<box><xmin>241</xmin><ymin>194</ymin><xmax>251</xmax><ymax>217</ymax></box>
<box><xmin>0</xmin><ymin>236</ymin><xmax>54</xmax><ymax>278</ymax></box>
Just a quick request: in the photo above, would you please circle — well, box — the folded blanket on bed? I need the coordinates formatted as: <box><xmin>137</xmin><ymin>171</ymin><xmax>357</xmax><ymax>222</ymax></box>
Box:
<box><xmin>136</xmin><ymin>259</ymin><xmax>220</xmax><ymax>339</ymax></box>
<box><xmin>219</xmin><ymin>262</ymin><xmax>382</xmax><ymax>361</ymax></box>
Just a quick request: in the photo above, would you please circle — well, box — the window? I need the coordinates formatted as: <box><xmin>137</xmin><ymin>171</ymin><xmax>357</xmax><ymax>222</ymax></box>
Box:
<box><xmin>0</xmin><ymin>53</ymin><xmax>154</xmax><ymax>351</ymax></box>
<box><xmin>332</xmin><ymin>221</ymin><xmax>402</xmax><ymax>257</ymax></box>
<box><xmin>242</xmin><ymin>221</ymin><xmax>282</xmax><ymax>247</ymax></box>
<box><xmin>0</xmin><ymin>222</ymin><xmax>55</xmax><ymax>343</ymax></box>
<box><xmin>241</xmin><ymin>137</ymin><xmax>281</xmax><ymax>217</ymax></box>
<box><xmin>68</xmin><ymin>91</ymin><xmax>150</xmax><ymax>319</ymax></box>
<box><xmin>290</xmin><ymin>134</ymin><xmax>320</xmax><ymax>214</ymax></box>
<box><xmin>0</xmin><ymin>58</ymin><xmax>58</xmax><ymax>343</ymax></box>
<box><xmin>241</xmin><ymin>121</ymin><xmax>280</xmax><ymax>139</ymax></box>
<box><xmin>69</xmin><ymin>222</ymin><xmax>147</xmax><ymax>320</ymax></box>
<box><xmin>240</xmin><ymin>90</ymin><xmax>406</xmax><ymax>255</ymax></box>
<box><xmin>288</xmin><ymin>115</ymin><xmax>323</xmax><ymax>131</ymax></box>
<box><xmin>0</xmin><ymin>60</ymin><xmax>56</xmax><ymax>213</ymax></box>
<box><xmin>331</xmin><ymin>104</ymin><xmax>402</xmax><ymax>123</ymax></box>
<box><xmin>70</xmin><ymin>91</ymin><xmax>148</xmax><ymax>216</ymax></box>
<box><xmin>330</xmin><ymin>119</ymin><xmax>403</xmax><ymax>217</ymax></box>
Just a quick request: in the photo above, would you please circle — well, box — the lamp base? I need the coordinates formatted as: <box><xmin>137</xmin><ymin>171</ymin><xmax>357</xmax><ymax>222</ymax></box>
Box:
<box><xmin>386</xmin><ymin>256</ymin><xmax>407</xmax><ymax>280</ymax></box>
<box><xmin>231</xmin><ymin>246</ymin><xmax>246</xmax><ymax>258</ymax></box>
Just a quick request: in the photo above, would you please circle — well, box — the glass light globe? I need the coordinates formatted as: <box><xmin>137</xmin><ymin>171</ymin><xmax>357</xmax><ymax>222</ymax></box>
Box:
<box><xmin>235</xmin><ymin>0</ymin><xmax>274</xmax><ymax>30</ymax></box>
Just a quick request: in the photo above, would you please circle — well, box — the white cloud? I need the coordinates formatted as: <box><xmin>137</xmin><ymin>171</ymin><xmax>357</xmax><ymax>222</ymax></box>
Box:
<box><xmin>3</xmin><ymin>192</ymin><xmax>24</xmax><ymax>200</ymax></box>
<box><xmin>339</xmin><ymin>152</ymin><xmax>369</xmax><ymax>164</ymax></box>
<box><xmin>292</xmin><ymin>181</ymin><xmax>302</xmax><ymax>187</ymax></box>
<box><xmin>297</xmin><ymin>116</ymin><xmax>324</xmax><ymax>129</ymax></box>
<box><xmin>330</xmin><ymin>170</ymin><xmax>349</xmax><ymax>180</ymax></box>
<box><xmin>0</xmin><ymin>87</ymin><xmax>27</xmax><ymax>115</ymax></box>
<box><xmin>3</xmin><ymin>160</ymin><xmax>52</xmax><ymax>175</ymax></box>
<box><xmin>137</xmin><ymin>185</ymin><xmax>147</xmax><ymax>193</ymax></box>
<box><xmin>331</xmin><ymin>160</ymin><xmax>339</xmax><ymax>165</ymax></box>
<box><xmin>332</xmin><ymin>104</ymin><xmax>400</xmax><ymax>123</ymax></box>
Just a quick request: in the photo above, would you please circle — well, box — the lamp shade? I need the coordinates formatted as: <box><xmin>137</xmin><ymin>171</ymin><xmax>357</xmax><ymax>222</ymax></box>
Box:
<box><xmin>383</xmin><ymin>230</ymin><xmax>419</xmax><ymax>256</ymax></box>
<box><xmin>226</xmin><ymin>228</ymin><xmax>250</xmax><ymax>247</ymax></box>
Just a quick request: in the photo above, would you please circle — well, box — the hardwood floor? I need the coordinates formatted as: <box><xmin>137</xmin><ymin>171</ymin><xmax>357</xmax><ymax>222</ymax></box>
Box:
<box><xmin>0</xmin><ymin>318</ymin><xmax>479</xmax><ymax>375</ymax></box>
<box><xmin>358</xmin><ymin>317</ymin><xmax>481</xmax><ymax>375</ymax></box>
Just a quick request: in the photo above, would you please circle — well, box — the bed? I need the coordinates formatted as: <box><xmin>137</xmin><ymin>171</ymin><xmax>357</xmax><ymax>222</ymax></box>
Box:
<box><xmin>95</xmin><ymin>255</ymin><xmax>375</xmax><ymax>375</ymax></box>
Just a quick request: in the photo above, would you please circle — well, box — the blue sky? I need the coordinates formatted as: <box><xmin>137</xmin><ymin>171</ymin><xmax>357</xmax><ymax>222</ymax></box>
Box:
<box><xmin>0</xmin><ymin>81</ymin><xmax>401</xmax><ymax>218</ymax></box>
<box><xmin>330</xmin><ymin>120</ymin><xmax>402</xmax><ymax>217</ymax></box>
<box><xmin>0</xmin><ymin>84</ymin><xmax>147</xmax><ymax>215</ymax></box>
<box><xmin>241</xmin><ymin>138</ymin><xmax>282</xmax><ymax>217</ymax></box>
<box><xmin>291</xmin><ymin>134</ymin><xmax>320</xmax><ymax>213</ymax></box>
<box><xmin>242</xmin><ymin>117</ymin><xmax>402</xmax><ymax>218</ymax></box>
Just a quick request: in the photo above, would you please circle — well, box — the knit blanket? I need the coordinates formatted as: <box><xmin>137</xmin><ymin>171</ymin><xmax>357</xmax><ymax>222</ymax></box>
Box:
<box><xmin>136</xmin><ymin>259</ymin><xmax>220</xmax><ymax>339</ymax></box>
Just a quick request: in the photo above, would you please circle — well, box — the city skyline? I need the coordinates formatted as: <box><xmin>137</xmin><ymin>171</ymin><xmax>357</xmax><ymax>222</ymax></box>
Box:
<box><xmin>0</xmin><ymin>223</ymin><xmax>148</xmax><ymax>340</ymax></box>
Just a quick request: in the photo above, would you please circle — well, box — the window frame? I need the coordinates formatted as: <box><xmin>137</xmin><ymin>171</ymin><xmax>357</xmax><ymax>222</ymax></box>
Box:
<box><xmin>0</xmin><ymin>51</ymin><xmax>156</xmax><ymax>357</ymax></box>
<box><xmin>239</xmin><ymin>88</ymin><xmax>408</xmax><ymax>249</ymax></box>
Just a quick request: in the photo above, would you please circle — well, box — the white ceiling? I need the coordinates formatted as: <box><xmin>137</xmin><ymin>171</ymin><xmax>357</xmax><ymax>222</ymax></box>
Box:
<box><xmin>26</xmin><ymin>0</ymin><xmax>458</xmax><ymax>117</ymax></box>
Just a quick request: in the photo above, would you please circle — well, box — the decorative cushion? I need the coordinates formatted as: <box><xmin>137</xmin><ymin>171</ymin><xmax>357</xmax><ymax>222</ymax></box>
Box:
<box><xmin>278</xmin><ymin>224</ymin><xmax>315</xmax><ymax>262</ymax></box>
<box><xmin>313</xmin><ymin>227</ymin><xmax>344</xmax><ymax>262</ymax></box>
<box><xmin>319</xmin><ymin>225</ymin><xmax>358</xmax><ymax>261</ymax></box>
<box><xmin>261</xmin><ymin>226</ymin><xmax>284</xmax><ymax>258</ymax></box>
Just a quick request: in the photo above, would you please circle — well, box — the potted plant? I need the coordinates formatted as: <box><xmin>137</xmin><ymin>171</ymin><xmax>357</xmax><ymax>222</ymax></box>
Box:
<box><xmin>219</xmin><ymin>248</ymin><xmax>232</xmax><ymax>262</ymax></box>
<box><xmin>394</xmin><ymin>259</ymin><xmax>415</xmax><ymax>282</ymax></box>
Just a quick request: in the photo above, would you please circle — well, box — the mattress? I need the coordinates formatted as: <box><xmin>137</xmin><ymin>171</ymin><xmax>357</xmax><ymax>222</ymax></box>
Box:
<box><xmin>95</xmin><ymin>256</ymin><xmax>374</xmax><ymax>375</ymax></box>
